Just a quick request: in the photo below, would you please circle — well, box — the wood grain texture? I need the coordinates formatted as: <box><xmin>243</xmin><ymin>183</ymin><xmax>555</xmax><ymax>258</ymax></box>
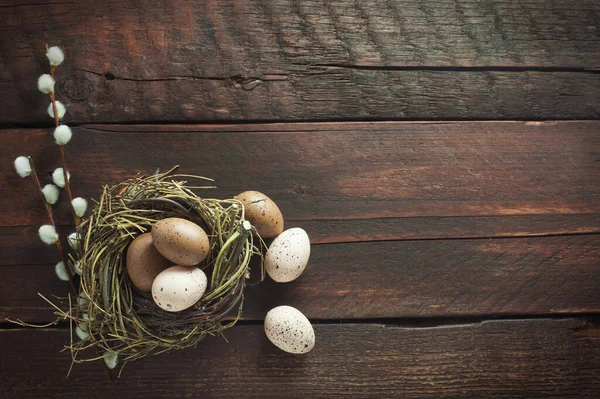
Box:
<box><xmin>5</xmin><ymin>69</ymin><xmax>600</xmax><ymax>124</ymax></box>
<box><xmin>1</xmin><ymin>0</ymin><xmax>599</xmax><ymax>123</ymax></box>
<box><xmin>3</xmin><ymin>234</ymin><xmax>599</xmax><ymax>322</ymax></box>
<box><xmin>3</xmin><ymin>122</ymin><xmax>598</xmax><ymax>321</ymax></box>
<box><xmin>1</xmin><ymin>319</ymin><xmax>599</xmax><ymax>398</ymax></box>
<box><xmin>2</xmin><ymin>1</ymin><xmax>599</xmax><ymax>395</ymax></box>
<box><xmin>3</xmin><ymin>122</ymin><xmax>599</xmax><ymax>227</ymax></box>
<box><xmin>3</xmin><ymin>213</ymin><xmax>599</xmax><ymax>266</ymax></box>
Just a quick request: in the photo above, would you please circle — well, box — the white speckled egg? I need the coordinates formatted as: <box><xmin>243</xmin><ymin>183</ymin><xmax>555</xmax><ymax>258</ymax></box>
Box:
<box><xmin>264</xmin><ymin>305</ymin><xmax>315</xmax><ymax>354</ymax></box>
<box><xmin>265</xmin><ymin>227</ymin><xmax>310</xmax><ymax>283</ymax></box>
<box><xmin>151</xmin><ymin>266</ymin><xmax>207</xmax><ymax>312</ymax></box>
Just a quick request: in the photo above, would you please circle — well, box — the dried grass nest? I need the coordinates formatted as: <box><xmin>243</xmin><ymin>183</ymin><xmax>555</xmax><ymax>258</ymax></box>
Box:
<box><xmin>52</xmin><ymin>167</ymin><xmax>265</xmax><ymax>373</ymax></box>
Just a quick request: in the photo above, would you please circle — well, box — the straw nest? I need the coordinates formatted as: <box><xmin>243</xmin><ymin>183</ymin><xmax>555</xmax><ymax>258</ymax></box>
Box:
<box><xmin>53</xmin><ymin>167</ymin><xmax>264</xmax><ymax>372</ymax></box>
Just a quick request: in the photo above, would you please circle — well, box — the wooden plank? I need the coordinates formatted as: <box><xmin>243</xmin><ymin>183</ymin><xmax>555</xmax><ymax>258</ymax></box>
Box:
<box><xmin>4</xmin><ymin>68</ymin><xmax>600</xmax><ymax>124</ymax></box>
<box><xmin>3</xmin><ymin>235</ymin><xmax>599</xmax><ymax>322</ymax></box>
<box><xmin>3</xmin><ymin>122</ymin><xmax>599</xmax><ymax>227</ymax></box>
<box><xmin>1</xmin><ymin>0</ymin><xmax>599</xmax><ymax>123</ymax></box>
<box><xmin>3</xmin><ymin>213</ymin><xmax>599</xmax><ymax>266</ymax></box>
<box><xmin>4</xmin><ymin>0</ymin><xmax>598</xmax><ymax>68</ymax></box>
<box><xmin>1</xmin><ymin>319</ymin><xmax>599</xmax><ymax>398</ymax></box>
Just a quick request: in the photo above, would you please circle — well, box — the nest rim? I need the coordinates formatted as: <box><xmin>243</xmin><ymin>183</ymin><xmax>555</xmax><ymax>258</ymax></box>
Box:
<box><xmin>62</xmin><ymin>168</ymin><xmax>264</xmax><ymax>370</ymax></box>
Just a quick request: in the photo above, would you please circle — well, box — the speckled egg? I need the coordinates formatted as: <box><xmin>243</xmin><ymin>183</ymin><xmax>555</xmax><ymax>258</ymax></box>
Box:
<box><xmin>126</xmin><ymin>233</ymin><xmax>171</xmax><ymax>292</ymax></box>
<box><xmin>265</xmin><ymin>228</ymin><xmax>310</xmax><ymax>283</ymax></box>
<box><xmin>151</xmin><ymin>266</ymin><xmax>207</xmax><ymax>312</ymax></box>
<box><xmin>235</xmin><ymin>190</ymin><xmax>284</xmax><ymax>238</ymax></box>
<box><xmin>264</xmin><ymin>305</ymin><xmax>315</xmax><ymax>354</ymax></box>
<box><xmin>151</xmin><ymin>218</ymin><xmax>210</xmax><ymax>266</ymax></box>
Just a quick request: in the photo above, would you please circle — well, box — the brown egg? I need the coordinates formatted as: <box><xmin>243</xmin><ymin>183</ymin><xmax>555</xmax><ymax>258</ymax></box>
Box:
<box><xmin>235</xmin><ymin>190</ymin><xmax>284</xmax><ymax>238</ymax></box>
<box><xmin>126</xmin><ymin>233</ymin><xmax>171</xmax><ymax>292</ymax></box>
<box><xmin>151</xmin><ymin>218</ymin><xmax>210</xmax><ymax>266</ymax></box>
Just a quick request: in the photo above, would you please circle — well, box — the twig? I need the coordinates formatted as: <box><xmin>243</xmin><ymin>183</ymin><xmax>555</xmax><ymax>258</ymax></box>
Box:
<box><xmin>45</xmin><ymin>43</ymin><xmax>79</xmax><ymax>226</ymax></box>
<box><xmin>45</xmin><ymin>44</ymin><xmax>56</xmax><ymax>79</ymax></box>
<box><xmin>59</xmin><ymin>145</ymin><xmax>80</xmax><ymax>225</ymax></box>
<box><xmin>42</xmin><ymin>43</ymin><xmax>110</xmax><ymax>382</ymax></box>
<box><xmin>29</xmin><ymin>157</ymin><xmax>77</xmax><ymax>297</ymax></box>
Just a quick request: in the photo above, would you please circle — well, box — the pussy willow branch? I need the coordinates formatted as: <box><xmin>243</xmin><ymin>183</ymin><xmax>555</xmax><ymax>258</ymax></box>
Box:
<box><xmin>45</xmin><ymin>44</ymin><xmax>80</xmax><ymax>226</ymax></box>
<box><xmin>59</xmin><ymin>145</ymin><xmax>80</xmax><ymax>225</ymax></box>
<box><xmin>28</xmin><ymin>157</ymin><xmax>77</xmax><ymax>297</ymax></box>
<box><xmin>43</xmin><ymin>45</ymin><xmax>111</xmax><ymax>382</ymax></box>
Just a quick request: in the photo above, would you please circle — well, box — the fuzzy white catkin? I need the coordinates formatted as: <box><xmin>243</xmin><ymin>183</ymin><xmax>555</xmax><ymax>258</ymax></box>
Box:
<box><xmin>52</xmin><ymin>167</ymin><xmax>70</xmax><ymax>187</ymax></box>
<box><xmin>14</xmin><ymin>156</ymin><xmax>32</xmax><ymax>178</ymax></box>
<box><xmin>42</xmin><ymin>184</ymin><xmax>60</xmax><ymax>205</ymax></box>
<box><xmin>77</xmin><ymin>313</ymin><xmax>90</xmax><ymax>333</ymax></box>
<box><xmin>68</xmin><ymin>232</ymin><xmax>79</xmax><ymax>249</ymax></box>
<box><xmin>46</xmin><ymin>46</ymin><xmax>65</xmax><ymax>66</ymax></box>
<box><xmin>39</xmin><ymin>225</ymin><xmax>58</xmax><ymax>245</ymax></box>
<box><xmin>55</xmin><ymin>261</ymin><xmax>70</xmax><ymax>281</ymax></box>
<box><xmin>73</xmin><ymin>261</ymin><xmax>82</xmax><ymax>275</ymax></box>
<box><xmin>37</xmin><ymin>74</ymin><xmax>55</xmax><ymax>94</ymax></box>
<box><xmin>104</xmin><ymin>352</ymin><xmax>119</xmax><ymax>369</ymax></box>
<box><xmin>72</xmin><ymin>197</ymin><xmax>88</xmax><ymax>217</ymax></box>
<box><xmin>78</xmin><ymin>292</ymin><xmax>90</xmax><ymax>308</ymax></box>
<box><xmin>47</xmin><ymin>101</ymin><xmax>66</xmax><ymax>119</ymax></box>
<box><xmin>75</xmin><ymin>325</ymin><xmax>89</xmax><ymax>340</ymax></box>
<box><xmin>54</xmin><ymin>125</ymin><xmax>72</xmax><ymax>145</ymax></box>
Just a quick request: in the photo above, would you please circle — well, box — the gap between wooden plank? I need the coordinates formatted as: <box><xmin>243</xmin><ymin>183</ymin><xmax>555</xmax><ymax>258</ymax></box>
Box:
<box><xmin>302</xmin><ymin>64</ymin><xmax>600</xmax><ymax>73</ymax></box>
<box><xmin>6</xmin><ymin>119</ymin><xmax>600</xmax><ymax>132</ymax></box>
<box><xmin>3</xmin><ymin>119</ymin><xmax>599</xmax><ymax>131</ymax></box>
<box><xmin>3</xmin><ymin>313</ymin><xmax>600</xmax><ymax>331</ymax></box>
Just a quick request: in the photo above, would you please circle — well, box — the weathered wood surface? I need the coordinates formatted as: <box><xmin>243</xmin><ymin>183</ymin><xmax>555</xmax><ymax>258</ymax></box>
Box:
<box><xmin>3</xmin><ymin>121</ymin><xmax>598</xmax><ymax>321</ymax></box>
<box><xmin>1</xmin><ymin>0</ymin><xmax>599</xmax><ymax>123</ymax></box>
<box><xmin>3</xmin><ymin>122</ymin><xmax>599</xmax><ymax>227</ymax></box>
<box><xmin>2</xmin><ymin>1</ymin><xmax>599</xmax><ymax>397</ymax></box>
<box><xmin>1</xmin><ymin>319</ymin><xmax>599</xmax><ymax>398</ymax></box>
<box><xmin>3</xmin><ymin>234</ymin><xmax>599</xmax><ymax>322</ymax></box>
<box><xmin>3</xmin><ymin>213</ymin><xmax>599</xmax><ymax>266</ymax></box>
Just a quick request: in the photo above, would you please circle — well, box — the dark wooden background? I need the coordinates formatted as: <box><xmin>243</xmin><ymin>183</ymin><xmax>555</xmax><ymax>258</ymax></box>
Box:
<box><xmin>1</xmin><ymin>1</ymin><xmax>599</xmax><ymax>398</ymax></box>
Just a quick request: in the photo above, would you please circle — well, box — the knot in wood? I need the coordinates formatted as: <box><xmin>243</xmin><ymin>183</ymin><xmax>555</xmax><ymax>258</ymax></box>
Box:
<box><xmin>59</xmin><ymin>75</ymin><xmax>94</xmax><ymax>103</ymax></box>
<box><xmin>227</xmin><ymin>75</ymin><xmax>262</xmax><ymax>91</ymax></box>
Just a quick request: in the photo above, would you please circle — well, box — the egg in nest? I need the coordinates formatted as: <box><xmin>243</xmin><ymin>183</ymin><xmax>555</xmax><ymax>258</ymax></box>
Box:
<box><xmin>236</xmin><ymin>190</ymin><xmax>284</xmax><ymax>238</ymax></box>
